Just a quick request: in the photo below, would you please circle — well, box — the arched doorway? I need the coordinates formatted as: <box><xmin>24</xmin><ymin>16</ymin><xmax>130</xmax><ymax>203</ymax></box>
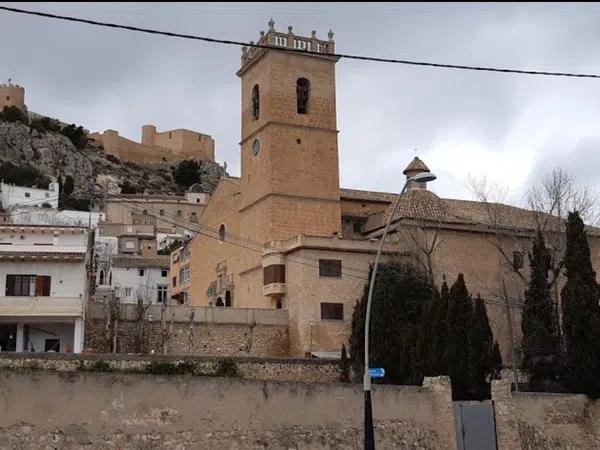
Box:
<box><xmin>225</xmin><ymin>290</ymin><xmax>232</xmax><ymax>307</ymax></box>
<box><xmin>216</xmin><ymin>297</ymin><xmax>224</xmax><ymax>307</ymax></box>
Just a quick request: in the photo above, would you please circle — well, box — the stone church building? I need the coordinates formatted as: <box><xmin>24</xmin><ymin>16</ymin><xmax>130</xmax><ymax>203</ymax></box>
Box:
<box><xmin>183</xmin><ymin>21</ymin><xmax>600</xmax><ymax>360</ymax></box>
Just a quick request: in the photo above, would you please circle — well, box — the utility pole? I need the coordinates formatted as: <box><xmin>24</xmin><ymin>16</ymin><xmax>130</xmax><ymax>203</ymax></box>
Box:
<box><xmin>502</xmin><ymin>278</ymin><xmax>519</xmax><ymax>392</ymax></box>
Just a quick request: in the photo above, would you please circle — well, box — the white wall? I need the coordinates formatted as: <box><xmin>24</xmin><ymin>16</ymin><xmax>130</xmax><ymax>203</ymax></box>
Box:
<box><xmin>26</xmin><ymin>322</ymin><xmax>75</xmax><ymax>353</ymax></box>
<box><xmin>0</xmin><ymin>261</ymin><xmax>87</xmax><ymax>298</ymax></box>
<box><xmin>111</xmin><ymin>266</ymin><xmax>170</xmax><ymax>304</ymax></box>
<box><xmin>0</xmin><ymin>226</ymin><xmax>87</xmax><ymax>248</ymax></box>
<box><xmin>0</xmin><ymin>182</ymin><xmax>59</xmax><ymax>209</ymax></box>
<box><xmin>10</xmin><ymin>209</ymin><xmax>105</xmax><ymax>228</ymax></box>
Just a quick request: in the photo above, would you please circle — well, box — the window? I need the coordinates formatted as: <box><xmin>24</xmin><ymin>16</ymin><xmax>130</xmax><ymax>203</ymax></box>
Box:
<box><xmin>513</xmin><ymin>251</ymin><xmax>525</xmax><ymax>270</ymax></box>
<box><xmin>225</xmin><ymin>290</ymin><xmax>232</xmax><ymax>307</ymax></box>
<box><xmin>321</xmin><ymin>302</ymin><xmax>344</xmax><ymax>320</ymax></box>
<box><xmin>251</xmin><ymin>84</ymin><xmax>260</xmax><ymax>120</ymax></box>
<box><xmin>138</xmin><ymin>269</ymin><xmax>145</xmax><ymax>277</ymax></box>
<box><xmin>157</xmin><ymin>285</ymin><xmax>168</xmax><ymax>304</ymax></box>
<box><xmin>219</xmin><ymin>224</ymin><xmax>226</xmax><ymax>241</ymax></box>
<box><xmin>159</xmin><ymin>209</ymin><xmax>165</xmax><ymax>216</ymax></box>
<box><xmin>319</xmin><ymin>259</ymin><xmax>342</xmax><ymax>277</ymax></box>
<box><xmin>5</xmin><ymin>275</ymin><xmax>51</xmax><ymax>296</ymax></box>
<box><xmin>45</xmin><ymin>193</ymin><xmax>49</xmax><ymax>198</ymax></box>
<box><xmin>296</xmin><ymin>78</ymin><xmax>310</xmax><ymax>114</ymax></box>
<box><xmin>123</xmin><ymin>287</ymin><xmax>132</xmax><ymax>298</ymax></box>
<box><xmin>353</xmin><ymin>221</ymin><xmax>363</xmax><ymax>234</ymax></box>
<box><xmin>24</xmin><ymin>192</ymin><xmax>31</xmax><ymax>198</ymax></box>
<box><xmin>45</xmin><ymin>339</ymin><xmax>60</xmax><ymax>352</ymax></box>
<box><xmin>161</xmin><ymin>269</ymin><xmax>168</xmax><ymax>277</ymax></box>
<box><xmin>125</xmin><ymin>240</ymin><xmax>135</xmax><ymax>249</ymax></box>
<box><xmin>177</xmin><ymin>210</ymin><xmax>182</xmax><ymax>217</ymax></box>
<box><xmin>169</xmin><ymin>132</ymin><xmax>172</xmax><ymax>138</ymax></box>
<box><xmin>143</xmin><ymin>210</ymin><xmax>148</xmax><ymax>215</ymax></box>
<box><xmin>172</xmin><ymin>276</ymin><xmax>177</xmax><ymax>287</ymax></box>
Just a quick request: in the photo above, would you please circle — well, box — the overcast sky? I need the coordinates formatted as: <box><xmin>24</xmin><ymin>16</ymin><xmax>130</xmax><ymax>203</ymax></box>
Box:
<box><xmin>2</xmin><ymin>2</ymin><xmax>600</xmax><ymax>204</ymax></box>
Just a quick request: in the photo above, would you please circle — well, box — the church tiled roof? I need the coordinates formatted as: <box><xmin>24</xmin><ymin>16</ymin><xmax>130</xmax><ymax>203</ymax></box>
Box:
<box><xmin>402</xmin><ymin>157</ymin><xmax>430</xmax><ymax>175</ymax></box>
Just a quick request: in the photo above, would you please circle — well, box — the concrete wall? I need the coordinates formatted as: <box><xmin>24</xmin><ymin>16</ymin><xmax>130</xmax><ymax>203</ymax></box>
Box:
<box><xmin>0</xmin><ymin>367</ymin><xmax>457</xmax><ymax>450</ymax></box>
<box><xmin>492</xmin><ymin>379</ymin><xmax>600</xmax><ymax>449</ymax></box>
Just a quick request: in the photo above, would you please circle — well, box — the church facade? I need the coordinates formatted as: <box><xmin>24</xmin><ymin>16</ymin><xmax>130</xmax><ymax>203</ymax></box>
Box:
<box><xmin>184</xmin><ymin>21</ymin><xmax>600</xmax><ymax>360</ymax></box>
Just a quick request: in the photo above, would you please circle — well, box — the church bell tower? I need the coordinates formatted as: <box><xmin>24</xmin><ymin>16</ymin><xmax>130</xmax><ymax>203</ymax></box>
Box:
<box><xmin>237</xmin><ymin>20</ymin><xmax>342</xmax><ymax>244</ymax></box>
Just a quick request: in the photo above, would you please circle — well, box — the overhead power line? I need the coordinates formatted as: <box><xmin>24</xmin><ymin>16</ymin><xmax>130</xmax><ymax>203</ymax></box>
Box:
<box><xmin>2</xmin><ymin>5</ymin><xmax>600</xmax><ymax>79</ymax></box>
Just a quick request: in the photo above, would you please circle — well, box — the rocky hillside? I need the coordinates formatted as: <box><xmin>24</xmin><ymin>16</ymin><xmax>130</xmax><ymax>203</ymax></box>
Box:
<box><xmin>0</xmin><ymin>120</ymin><xmax>226</xmax><ymax>198</ymax></box>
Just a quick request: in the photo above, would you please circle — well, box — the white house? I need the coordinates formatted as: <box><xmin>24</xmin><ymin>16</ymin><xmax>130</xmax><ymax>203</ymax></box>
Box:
<box><xmin>105</xmin><ymin>255</ymin><xmax>170</xmax><ymax>305</ymax></box>
<box><xmin>0</xmin><ymin>224</ymin><xmax>89</xmax><ymax>353</ymax></box>
<box><xmin>0</xmin><ymin>181</ymin><xmax>60</xmax><ymax>210</ymax></box>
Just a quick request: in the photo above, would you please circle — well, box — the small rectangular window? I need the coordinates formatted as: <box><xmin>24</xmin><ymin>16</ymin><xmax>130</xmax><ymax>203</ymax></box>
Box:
<box><xmin>319</xmin><ymin>259</ymin><xmax>342</xmax><ymax>277</ymax></box>
<box><xmin>177</xmin><ymin>210</ymin><xmax>182</xmax><ymax>217</ymax></box>
<box><xmin>321</xmin><ymin>302</ymin><xmax>344</xmax><ymax>320</ymax></box>
<box><xmin>139</xmin><ymin>269</ymin><xmax>145</xmax><ymax>277</ymax></box>
<box><xmin>161</xmin><ymin>269</ymin><xmax>168</xmax><ymax>277</ymax></box>
<box><xmin>172</xmin><ymin>276</ymin><xmax>177</xmax><ymax>287</ymax></box>
<box><xmin>513</xmin><ymin>251</ymin><xmax>525</xmax><ymax>270</ymax></box>
<box><xmin>159</xmin><ymin>209</ymin><xmax>165</xmax><ymax>216</ymax></box>
<box><xmin>157</xmin><ymin>285</ymin><xmax>168</xmax><ymax>303</ymax></box>
<box><xmin>24</xmin><ymin>192</ymin><xmax>31</xmax><ymax>198</ymax></box>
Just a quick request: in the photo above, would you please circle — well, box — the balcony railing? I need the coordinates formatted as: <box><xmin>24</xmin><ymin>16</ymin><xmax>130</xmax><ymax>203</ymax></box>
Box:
<box><xmin>0</xmin><ymin>296</ymin><xmax>84</xmax><ymax>316</ymax></box>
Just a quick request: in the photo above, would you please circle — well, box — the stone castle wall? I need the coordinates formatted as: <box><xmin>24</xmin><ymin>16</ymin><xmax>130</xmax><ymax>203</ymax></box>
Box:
<box><xmin>0</xmin><ymin>366</ymin><xmax>457</xmax><ymax>450</ymax></box>
<box><xmin>89</xmin><ymin>127</ymin><xmax>214</xmax><ymax>165</ymax></box>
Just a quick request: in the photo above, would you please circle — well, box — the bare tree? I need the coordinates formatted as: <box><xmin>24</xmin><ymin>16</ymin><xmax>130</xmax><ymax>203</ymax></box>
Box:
<box><xmin>406</xmin><ymin>223</ymin><xmax>445</xmax><ymax>283</ymax></box>
<box><xmin>135</xmin><ymin>273</ymin><xmax>155</xmax><ymax>354</ymax></box>
<box><xmin>160</xmin><ymin>301</ymin><xmax>176</xmax><ymax>355</ymax></box>
<box><xmin>188</xmin><ymin>309</ymin><xmax>195</xmax><ymax>354</ymax></box>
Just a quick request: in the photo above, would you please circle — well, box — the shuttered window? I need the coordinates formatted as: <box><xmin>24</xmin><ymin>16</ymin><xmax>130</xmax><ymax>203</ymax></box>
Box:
<box><xmin>5</xmin><ymin>275</ymin><xmax>51</xmax><ymax>296</ymax></box>
<box><xmin>319</xmin><ymin>259</ymin><xmax>342</xmax><ymax>277</ymax></box>
<box><xmin>320</xmin><ymin>302</ymin><xmax>344</xmax><ymax>320</ymax></box>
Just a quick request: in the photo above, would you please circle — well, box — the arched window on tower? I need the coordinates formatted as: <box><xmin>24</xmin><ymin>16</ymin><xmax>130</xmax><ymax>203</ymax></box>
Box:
<box><xmin>225</xmin><ymin>290</ymin><xmax>232</xmax><ymax>307</ymax></box>
<box><xmin>251</xmin><ymin>84</ymin><xmax>260</xmax><ymax>120</ymax></box>
<box><xmin>296</xmin><ymin>78</ymin><xmax>310</xmax><ymax>114</ymax></box>
<box><xmin>219</xmin><ymin>224</ymin><xmax>226</xmax><ymax>241</ymax></box>
<box><xmin>99</xmin><ymin>270</ymin><xmax>105</xmax><ymax>285</ymax></box>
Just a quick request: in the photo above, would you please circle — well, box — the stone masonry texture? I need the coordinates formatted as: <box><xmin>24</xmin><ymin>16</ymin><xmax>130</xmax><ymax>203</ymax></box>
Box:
<box><xmin>0</xmin><ymin>368</ymin><xmax>457</xmax><ymax>450</ymax></box>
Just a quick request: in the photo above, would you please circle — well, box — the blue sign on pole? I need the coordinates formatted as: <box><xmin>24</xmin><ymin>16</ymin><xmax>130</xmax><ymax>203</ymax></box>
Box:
<box><xmin>369</xmin><ymin>367</ymin><xmax>385</xmax><ymax>378</ymax></box>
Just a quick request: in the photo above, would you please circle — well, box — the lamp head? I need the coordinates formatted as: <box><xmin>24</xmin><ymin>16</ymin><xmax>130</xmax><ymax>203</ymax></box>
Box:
<box><xmin>408</xmin><ymin>172</ymin><xmax>437</xmax><ymax>183</ymax></box>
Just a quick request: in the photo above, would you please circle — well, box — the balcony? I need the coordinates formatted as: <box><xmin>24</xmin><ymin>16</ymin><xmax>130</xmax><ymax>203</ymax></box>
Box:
<box><xmin>0</xmin><ymin>296</ymin><xmax>84</xmax><ymax>317</ymax></box>
<box><xmin>263</xmin><ymin>282</ymin><xmax>286</xmax><ymax>297</ymax></box>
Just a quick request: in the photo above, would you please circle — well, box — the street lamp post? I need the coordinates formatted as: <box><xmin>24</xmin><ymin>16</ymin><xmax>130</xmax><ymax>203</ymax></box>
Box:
<box><xmin>363</xmin><ymin>171</ymin><xmax>437</xmax><ymax>450</ymax></box>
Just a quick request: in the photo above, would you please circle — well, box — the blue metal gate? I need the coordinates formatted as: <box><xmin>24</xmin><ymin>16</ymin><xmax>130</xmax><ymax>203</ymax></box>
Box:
<box><xmin>453</xmin><ymin>401</ymin><xmax>498</xmax><ymax>450</ymax></box>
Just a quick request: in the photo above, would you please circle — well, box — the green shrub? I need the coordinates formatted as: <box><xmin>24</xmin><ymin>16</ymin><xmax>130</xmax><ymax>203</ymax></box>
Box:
<box><xmin>215</xmin><ymin>358</ymin><xmax>240</xmax><ymax>378</ymax></box>
<box><xmin>61</xmin><ymin>124</ymin><xmax>88</xmax><ymax>149</ymax></box>
<box><xmin>0</xmin><ymin>105</ymin><xmax>27</xmax><ymax>124</ymax></box>
<box><xmin>145</xmin><ymin>361</ymin><xmax>196</xmax><ymax>375</ymax></box>
<box><xmin>30</xmin><ymin>116</ymin><xmax>62</xmax><ymax>133</ymax></box>
<box><xmin>0</xmin><ymin>161</ymin><xmax>50</xmax><ymax>188</ymax></box>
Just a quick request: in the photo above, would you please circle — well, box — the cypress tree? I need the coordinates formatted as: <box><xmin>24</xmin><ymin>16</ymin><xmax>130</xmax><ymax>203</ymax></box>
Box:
<box><xmin>349</xmin><ymin>262</ymin><xmax>435</xmax><ymax>385</ymax></box>
<box><xmin>447</xmin><ymin>274</ymin><xmax>473</xmax><ymax>400</ymax></box>
<box><xmin>418</xmin><ymin>280</ymin><xmax>449</xmax><ymax>377</ymax></box>
<box><xmin>467</xmin><ymin>295</ymin><xmax>495</xmax><ymax>400</ymax></box>
<box><xmin>561</xmin><ymin>212</ymin><xmax>600</xmax><ymax>397</ymax></box>
<box><xmin>521</xmin><ymin>232</ymin><xmax>561</xmax><ymax>386</ymax></box>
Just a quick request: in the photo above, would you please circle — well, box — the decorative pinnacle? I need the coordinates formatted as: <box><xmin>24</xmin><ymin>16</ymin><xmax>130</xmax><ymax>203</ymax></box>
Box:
<box><xmin>328</xmin><ymin>29</ymin><xmax>334</xmax><ymax>41</ymax></box>
<box><xmin>260</xmin><ymin>30</ymin><xmax>265</xmax><ymax>37</ymax></box>
<box><xmin>311</xmin><ymin>30</ymin><xmax>316</xmax><ymax>38</ymax></box>
<box><xmin>288</xmin><ymin>26</ymin><xmax>293</xmax><ymax>34</ymax></box>
<box><xmin>268</xmin><ymin>18</ymin><xmax>275</xmax><ymax>31</ymax></box>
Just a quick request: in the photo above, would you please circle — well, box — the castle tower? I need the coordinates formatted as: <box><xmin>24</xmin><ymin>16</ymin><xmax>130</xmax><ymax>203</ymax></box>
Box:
<box><xmin>237</xmin><ymin>20</ymin><xmax>342</xmax><ymax>244</ymax></box>
<box><xmin>0</xmin><ymin>80</ymin><xmax>25</xmax><ymax>110</ymax></box>
<box><xmin>141</xmin><ymin>124</ymin><xmax>157</xmax><ymax>146</ymax></box>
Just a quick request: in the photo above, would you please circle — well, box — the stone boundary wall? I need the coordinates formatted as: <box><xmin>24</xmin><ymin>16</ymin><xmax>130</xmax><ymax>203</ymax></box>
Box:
<box><xmin>0</xmin><ymin>370</ymin><xmax>457</xmax><ymax>450</ymax></box>
<box><xmin>492</xmin><ymin>379</ymin><xmax>600</xmax><ymax>449</ymax></box>
<box><xmin>85</xmin><ymin>302</ymin><xmax>290</xmax><ymax>357</ymax></box>
<box><xmin>0</xmin><ymin>353</ymin><xmax>341</xmax><ymax>383</ymax></box>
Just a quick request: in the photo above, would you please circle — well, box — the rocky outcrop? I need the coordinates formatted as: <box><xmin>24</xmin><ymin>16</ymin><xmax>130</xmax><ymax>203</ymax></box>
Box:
<box><xmin>0</xmin><ymin>121</ymin><xmax>226</xmax><ymax>196</ymax></box>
